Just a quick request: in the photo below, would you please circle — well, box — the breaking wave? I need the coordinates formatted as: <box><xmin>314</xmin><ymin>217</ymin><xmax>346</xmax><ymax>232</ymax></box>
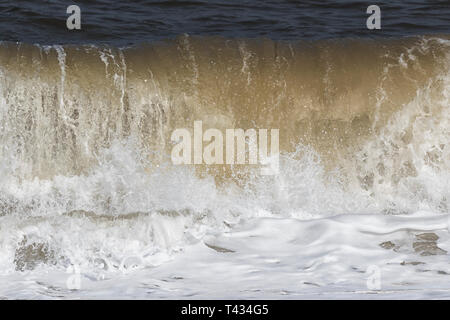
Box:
<box><xmin>0</xmin><ymin>35</ymin><xmax>449</xmax><ymax>273</ymax></box>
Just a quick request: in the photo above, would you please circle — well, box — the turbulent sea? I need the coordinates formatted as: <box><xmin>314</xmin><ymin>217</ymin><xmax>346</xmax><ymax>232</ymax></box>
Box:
<box><xmin>0</xmin><ymin>1</ymin><xmax>450</xmax><ymax>299</ymax></box>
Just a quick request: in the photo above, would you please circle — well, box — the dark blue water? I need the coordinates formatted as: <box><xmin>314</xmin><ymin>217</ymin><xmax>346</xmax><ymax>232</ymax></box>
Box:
<box><xmin>0</xmin><ymin>0</ymin><xmax>449</xmax><ymax>45</ymax></box>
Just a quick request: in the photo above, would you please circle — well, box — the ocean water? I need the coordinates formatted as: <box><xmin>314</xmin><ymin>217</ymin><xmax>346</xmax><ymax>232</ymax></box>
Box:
<box><xmin>1</xmin><ymin>0</ymin><xmax>449</xmax><ymax>45</ymax></box>
<box><xmin>0</xmin><ymin>1</ymin><xmax>450</xmax><ymax>299</ymax></box>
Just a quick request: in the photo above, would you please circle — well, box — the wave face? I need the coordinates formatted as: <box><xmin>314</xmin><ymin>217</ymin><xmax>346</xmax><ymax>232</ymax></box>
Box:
<box><xmin>0</xmin><ymin>36</ymin><xmax>449</xmax><ymax>275</ymax></box>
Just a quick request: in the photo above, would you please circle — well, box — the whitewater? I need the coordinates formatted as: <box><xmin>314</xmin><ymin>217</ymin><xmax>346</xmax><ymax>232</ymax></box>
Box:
<box><xmin>0</xmin><ymin>35</ymin><xmax>449</xmax><ymax>299</ymax></box>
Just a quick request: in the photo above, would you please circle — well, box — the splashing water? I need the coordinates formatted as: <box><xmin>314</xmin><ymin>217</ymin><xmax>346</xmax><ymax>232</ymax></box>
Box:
<box><xmin>0</xmin><ymin>36</ymin><xmax>449</xmax><ymax>298</ymax></box>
